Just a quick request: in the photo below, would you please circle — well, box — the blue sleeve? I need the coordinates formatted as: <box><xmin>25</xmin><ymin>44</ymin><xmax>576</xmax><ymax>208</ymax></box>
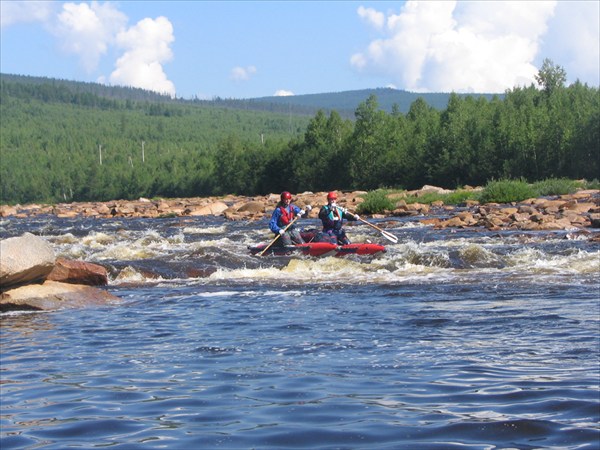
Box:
<box><xmin>269</xmin><ymin>208</ymin><xmax>282</xmax><ymax>233</ymax></box>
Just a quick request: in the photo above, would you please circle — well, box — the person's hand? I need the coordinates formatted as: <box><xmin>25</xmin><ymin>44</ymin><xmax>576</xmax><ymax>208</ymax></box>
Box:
<box><xmin>342</xmin><ymin>208</ymin><xmax>348</xmax><ymax>214</ymax></box>
<box><xmin>299</xmin><ymin>209</ymin><xmax>306</xmax><ymax>217</ymax></box>
<box><xmin>354</xmin><ymin>214</ymin><xmax>360</xmax><ymax>220</ymax></box>
<box><xmin>305</xmin><ymin>205</ymin><xmax>312</xmax><ymax>211</ymax></box>
<box><xmin>279</xmin><ymin>229</ymin><xmax>285</xmax><ymax>235</ymax></box>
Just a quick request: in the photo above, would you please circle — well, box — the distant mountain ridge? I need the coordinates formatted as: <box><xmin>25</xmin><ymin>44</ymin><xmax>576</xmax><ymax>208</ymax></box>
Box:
<box><xmin>1</xmin><ymin>73</ymin><xmax>502</xmax><ymax>116</ymax></box>
<box><xmin>245</xmin><ymin>88</ymin><xmax>501</xmax><ymax>116</ymax></box>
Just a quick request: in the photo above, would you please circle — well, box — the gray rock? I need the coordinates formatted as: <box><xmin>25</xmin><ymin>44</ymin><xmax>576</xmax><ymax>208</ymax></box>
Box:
<box><xmin>0</xmin><ymin>233</ymin><xmax>56</xmax><ymax>289</ymax></box>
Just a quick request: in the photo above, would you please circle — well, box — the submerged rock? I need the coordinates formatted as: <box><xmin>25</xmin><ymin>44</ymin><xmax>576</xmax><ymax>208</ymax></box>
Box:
<box><xmin>0</xmin><ymin>280</ymin><xmax>120</xmax><ymax>312</ymax></box>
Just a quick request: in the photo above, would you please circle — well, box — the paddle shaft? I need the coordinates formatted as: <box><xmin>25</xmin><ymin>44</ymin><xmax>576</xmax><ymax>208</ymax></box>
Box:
<box><xmin>356</xmin><ymin>216</ymin><xmax>398</xmax><ymax>243</ymax></box>
<box><xmin>258</xmin><ymin>214</ymin><xmax>301</xmax><ymax>256</ymax></box>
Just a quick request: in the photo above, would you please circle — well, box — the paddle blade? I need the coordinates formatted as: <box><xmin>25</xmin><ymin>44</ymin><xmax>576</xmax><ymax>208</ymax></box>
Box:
<box><xmin>381</xmin><ymin>230</ymin><xmax>398</xmax><ymax>243</ymax></box>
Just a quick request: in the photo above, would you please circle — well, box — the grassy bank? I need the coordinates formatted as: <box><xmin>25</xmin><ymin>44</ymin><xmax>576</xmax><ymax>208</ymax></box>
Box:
<box><xmin>356</xmin><ymin>178</ymin><xmax>600</xmax><ymax>214</ymax></box>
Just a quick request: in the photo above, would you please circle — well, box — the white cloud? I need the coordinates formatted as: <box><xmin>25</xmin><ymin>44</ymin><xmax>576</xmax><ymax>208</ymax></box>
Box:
<box><xmin>0</xmin><ymin>1</ymin><xmax>55</xmax><ymax>28</ymax></box>
<box><xmin>55</xmin><ymin>2</ymin><xmax>127</xmax><ymax>73</ymax></box>
<box><xmin>357</xmin><ymin>6</ymin><xmax>384</xmax><ymax>30</ymax></box>
<box><xmin>230</xmin><ymin>65</ymin><xmax>257</xmax><ymax>81</ymax></box>
<box><xmin>274</xmin><ymin>90</ymin><xmax>294</xmax><ymax>97</ymax></box>
<box><xmin>109</xmin><ymin>16</ymin><xmax>176</xmax><ymax>97</ymax></box>
<box><xmin>352</xmin><ymin>0</ymin><xmax>563</xmax><ymax>92</ymax></box>
<box><xmin>3</xmin><ymin>1</ymin><xmax>177</xmax><ymax>96</ymax></box>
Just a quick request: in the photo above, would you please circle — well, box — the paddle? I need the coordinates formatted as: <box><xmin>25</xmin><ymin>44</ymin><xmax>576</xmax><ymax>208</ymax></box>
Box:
<box><xmin>258</xmin><ymin>214</ymin><xmax>302</xmax><ymax>256</ymax></box>
<box><xmin>355</xmin><ymin>215</ymin><xmax>398</xmax><ymax>244</ymax></box>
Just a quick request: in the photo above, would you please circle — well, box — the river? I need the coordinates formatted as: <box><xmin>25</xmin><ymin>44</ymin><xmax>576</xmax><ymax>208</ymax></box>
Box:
<box><xmin>1</xmin><ymin>213</ymin><xmax>599</xmax><ymax>449</ymax></box>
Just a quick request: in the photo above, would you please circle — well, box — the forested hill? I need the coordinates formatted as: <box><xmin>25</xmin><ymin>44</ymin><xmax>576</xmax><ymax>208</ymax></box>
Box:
<box><xmin>1</xmin><ymin>63</ymin><xmax>598</xmax><ymax>206</ymax></box>
<box><xmin>0</xmin><ymin>73</ymin><xmax>499</xmax><ymax>117</ymax></box>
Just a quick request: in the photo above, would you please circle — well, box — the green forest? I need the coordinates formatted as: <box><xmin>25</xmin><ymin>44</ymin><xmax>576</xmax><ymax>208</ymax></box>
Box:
<box><xmin>1</xmin><ymin>60</ymin><xmax>598</xmax><ymax>205</ymax></box>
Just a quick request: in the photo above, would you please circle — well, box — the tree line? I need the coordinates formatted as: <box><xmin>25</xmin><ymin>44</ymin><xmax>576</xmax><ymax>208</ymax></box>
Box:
<box><xmin>1</xmin><ymin>60</ymin><xmax>597</xmax><ymax>205</ymax></box>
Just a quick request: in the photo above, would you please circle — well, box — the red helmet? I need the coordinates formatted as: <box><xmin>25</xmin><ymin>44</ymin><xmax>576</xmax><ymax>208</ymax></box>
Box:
<box><xmin>327</xmin><ymin>191</ymin><xmax>338</xmax><ymax>201</ymax></box>
<box><xmin>280</xmin><ymin>191</ymin><xmax>292</xmax><ymax>201</ymax></box>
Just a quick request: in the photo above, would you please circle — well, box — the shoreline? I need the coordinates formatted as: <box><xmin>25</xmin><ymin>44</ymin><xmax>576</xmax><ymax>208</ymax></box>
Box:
<box><xmin>1</xmin><ymin>188</ymin><xmax>599</xmax><ymax>235</ymax></box>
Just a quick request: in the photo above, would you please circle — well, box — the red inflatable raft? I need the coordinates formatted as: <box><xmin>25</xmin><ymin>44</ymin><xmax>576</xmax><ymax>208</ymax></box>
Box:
<box><xmin>249</xmin><ymin>230</ymin><xmax>386</xmax><ymax>257</ymax></box>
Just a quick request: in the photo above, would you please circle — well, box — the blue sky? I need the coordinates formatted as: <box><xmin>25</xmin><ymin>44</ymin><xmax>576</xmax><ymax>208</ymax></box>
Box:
<box><xmin>1</xmin><ymin>1</ymin><xmax>598</xmax><ymax>99</ymax></box>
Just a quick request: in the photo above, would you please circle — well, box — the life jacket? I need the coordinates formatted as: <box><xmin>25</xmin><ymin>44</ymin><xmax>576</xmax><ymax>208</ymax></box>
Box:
<box><xmin>322</xmin><ymin>205</ymin><xmax>343</xmax><ymax>231</ymax></box>
<box><xmin>278</xmin><ymin>205</ymin><xmax>296</xmax><ymax>226</ymax></box>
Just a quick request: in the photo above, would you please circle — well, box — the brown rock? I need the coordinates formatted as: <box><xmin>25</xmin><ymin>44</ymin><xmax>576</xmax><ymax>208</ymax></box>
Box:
<box><xmin>236</xmin><ymin>201</ymin><xmax>266</xmax><ymax>214</ymax></box>
<box><xmin>501</xmin><ymin>207</ymin><xmax>519</xmax><ymax>215</ymax></box>
<box><xmin>0</xmin><ymin>205</ymin><xmax>18</xmax><ymax>217</ymax></box>
<box><xmin>483</xmin><ymin>217</ymin><xmax>505</xmax><ymax>229</ymax></box>
<box><xmin>0</xmin><ymin>280</ymin><xmax>120</xmax><ymax>312</ymax></box>
<box><xmin>518</xmin><ymin>205</ymin><xmax>537</xmax><ymax>214</ymax></box>
<box><xmin>510</xmin><ymin>212</ymin><xmax>531</xmax><ymax>223</ymax></box>
<box><xmin>188</xmin><ymin>201</ymin><xmax>229</xmax><ymax>216</ymax></box>
<box><xmin>562</xmin><ymin>202</ymin><xmax>596</xmax><ymax>213</ymax></box>
<box><xmin>420</xmin><ymin>218</ymin><xmax>442</xmax><ymax>227</ymax></box>
<box><xmin>456</xmin><ymin>212</ymin><xmax>478</xmax><ymax>226</ymax></box>
<box><xmin>47</xmin><ymin>258</ymin><xmax>108</xmax><ymax>286</ymax></box>
<box><xmin>444</xmin><ymin>217</ymin><xmax>467</xmax><ymax>227</ymax></box>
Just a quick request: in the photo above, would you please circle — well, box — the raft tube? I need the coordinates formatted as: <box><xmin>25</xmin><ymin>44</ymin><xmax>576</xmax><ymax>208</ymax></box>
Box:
<box><xmin>248</xmin><ymin>241</ymin><xmax>386</xmax><ymax>257</ymax></box>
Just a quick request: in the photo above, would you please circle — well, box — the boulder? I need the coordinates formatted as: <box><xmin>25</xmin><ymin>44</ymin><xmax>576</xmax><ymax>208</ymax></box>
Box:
<box><xmin>0</xmin><ymin>233</ymin><xmax>56</xmax><ymax>289</ymax></box>
<box><xmin>236</xmin><ymin>201</ymin><xmax>266</xmax><ymax>214</ymax></box>
<box><xmin>416</xmin><ymin>185</ymin><xmax>453</xmax><ymax>196</ymax></box>
<box><xmin>188</xmin><ymin>201</ymin><xmax>229</xmax><ymax>216</ymax></box>
<box><xmin>0</xmin><ymin>280</ymin><xmax>120</xmax><ymax>312</ymax></box>
<box><xmin>47</xmin><ymin>258</ymin><xmax>108</xmax><ymax>286</ymax></box>
<box><xmin>0</xmin><ymin>205</ymin><xmax>18</xmax><ymax>217</ymax></box>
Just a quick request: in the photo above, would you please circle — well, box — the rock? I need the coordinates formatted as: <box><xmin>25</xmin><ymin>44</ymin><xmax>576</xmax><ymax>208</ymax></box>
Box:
<box><xmin>236</xmin><ymin>201</ymin><xmax>266</xmax><ymax>214</ymax></box>
<box><xmin>0</xmin><ymin>205</ymin><xmax>18</xmax><ymax>217</ymax></box>
<box><xmin>188</xmin><ymin>201</ymin><xmax>229</xmax><ymax>216</ymax></box>
<box><xmin>0</xmin><ymin>280</ymin><xmax>120</xmax><ymax>312</ymax></box>
<box><xmin>47</xmin><ymin>258</ymin><xmax>108</xmax><ymax>286</ymax></box>
<box><xmin>418</xmin><ymin>185</ymin><xmax>453</xmax><ymax>195</ymax></box>
<box><xmin>562</xmin><ymin>202</ymin><xmax>596</xmax><ymax>213</ymax></box>
<box><xmin>0</xmin><ymin>233</ymin><xmax>56</xmax><ymax>289</ymax></box>
<box><xmin>456</xmin><ymin>211</ymin><xmax>478</xmax><ymax>226</ymax></box>
<box><xmin>518</xmin><ymin>205</ymin><xmax>537</xmax><ymax>214</ymax></box>
<box><xmin>444</xmin><ymin>217</ymin><xmax>467</xmax><ymax>227</ymax></box>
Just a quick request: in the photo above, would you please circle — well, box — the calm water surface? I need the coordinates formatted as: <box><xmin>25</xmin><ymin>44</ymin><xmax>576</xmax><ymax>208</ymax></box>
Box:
<box><xmin>1</xmin><ymin>214</ymin><xmax>599</xmax><ymax>449</ymax></box>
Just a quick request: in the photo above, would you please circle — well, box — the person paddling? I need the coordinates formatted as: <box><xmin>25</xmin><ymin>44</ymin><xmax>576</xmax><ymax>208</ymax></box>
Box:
<box><xmin>268</xmin><ymin>191</ymin><xmax>311</xmax><ymax>246</ymax></box>
<box><xmin>318</xmin><ymin>191</ymin><xmax>359</xmax><ymax>245</ymax></box>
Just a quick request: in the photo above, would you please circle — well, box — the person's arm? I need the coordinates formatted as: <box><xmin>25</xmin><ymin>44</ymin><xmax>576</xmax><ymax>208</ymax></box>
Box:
<box><xmin>341</xmin><ymin>207</ymin><xmax>359</xmax><ymax>221</ymax></box>
<box><xmin>269</xmin><ymin>209</ymin><xmax>282</xmax><ymax>233</ymax></box>
<box><xmin>295</xmin><ymin>204</ymin><xmax>312</xmax><ymax>218</ymax></box>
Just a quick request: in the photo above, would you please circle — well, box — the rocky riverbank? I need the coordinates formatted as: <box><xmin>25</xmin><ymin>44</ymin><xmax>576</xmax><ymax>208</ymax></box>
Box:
<box><xmin>2</xmin><ymin>186</ymin><xmax>600</xmax><ymax>234</ymax></box>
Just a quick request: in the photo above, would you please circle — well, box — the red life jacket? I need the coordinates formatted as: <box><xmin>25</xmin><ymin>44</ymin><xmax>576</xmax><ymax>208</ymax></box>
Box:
<box><xmin>279</xmin><ymin>206</ymin><xmax>296</xmax><ymax>225</ymax></box>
